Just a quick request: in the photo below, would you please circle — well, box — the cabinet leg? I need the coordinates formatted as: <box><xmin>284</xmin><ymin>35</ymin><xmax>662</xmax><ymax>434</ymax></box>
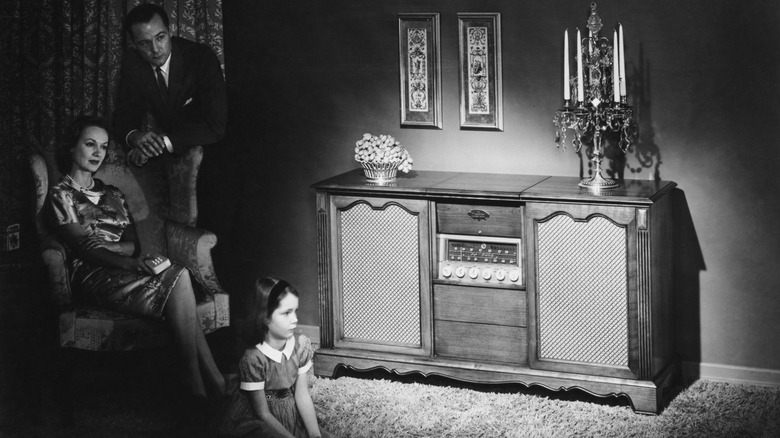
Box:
<box><xmin>628</xmin><ymin>360</ymin><xmax>680</xmax><ymax>414</ymax></box>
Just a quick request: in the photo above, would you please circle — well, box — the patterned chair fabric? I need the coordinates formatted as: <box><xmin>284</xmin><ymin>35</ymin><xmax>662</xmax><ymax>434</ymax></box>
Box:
<box><xmin>30</xmin><ymin>146</ymin><xmax>229</xmax><ymax>352</ymax></box>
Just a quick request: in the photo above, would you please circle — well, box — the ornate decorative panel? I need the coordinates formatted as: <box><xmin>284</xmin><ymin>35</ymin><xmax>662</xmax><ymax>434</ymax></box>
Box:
<box><xmin>466</xmin><ymin>26</ymin><xmax>490</xmax><ymax>114</ymax></box>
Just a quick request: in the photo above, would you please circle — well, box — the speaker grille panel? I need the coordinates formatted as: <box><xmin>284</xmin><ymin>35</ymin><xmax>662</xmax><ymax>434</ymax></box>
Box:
<box><xmin>537</xmin><ymin>215</ymin><xmax>628</xmax><ymax>366</ymax></box>
<box><xmin>339</xmin><ymin>203</ymin><xmax>421</xmax><ymax>346</ymax></box>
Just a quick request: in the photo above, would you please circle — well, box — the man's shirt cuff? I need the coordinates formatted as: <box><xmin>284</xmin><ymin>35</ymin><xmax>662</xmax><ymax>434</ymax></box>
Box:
<box><xmin>163</xmin><ymin>135</ymin><xmax>173</xmax><ymax>153</ymax></box>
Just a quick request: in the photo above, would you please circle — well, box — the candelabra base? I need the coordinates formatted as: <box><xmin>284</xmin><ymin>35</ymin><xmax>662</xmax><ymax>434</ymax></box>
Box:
<box><xmin>579</xmin><ymin>172</ymin><xmax>619</xmax><ymax>189</ymax></box>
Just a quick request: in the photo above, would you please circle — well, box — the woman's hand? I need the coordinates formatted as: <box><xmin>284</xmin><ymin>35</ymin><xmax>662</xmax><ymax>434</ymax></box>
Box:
<box><xmin>57</xmin><ymin>224</ymin><xmax>139</xmax><ymax>270</ymax></box>
<box><xmin>78</xmin><ymin>235</ymin><xmax>120</xmax><ymax>253</ymax></box>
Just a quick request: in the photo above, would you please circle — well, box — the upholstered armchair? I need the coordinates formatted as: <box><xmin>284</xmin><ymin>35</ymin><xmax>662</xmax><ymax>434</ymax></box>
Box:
<box><xmin>30</xmin><ymin>145</ymin><xmax>229</xmax><ymax>352</ymax></box>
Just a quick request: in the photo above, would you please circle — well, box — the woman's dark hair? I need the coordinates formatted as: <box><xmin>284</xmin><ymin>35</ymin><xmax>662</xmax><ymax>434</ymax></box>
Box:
<box><xmin>56</xmin><ymin>114</ymin><xmax>111</xmax><ymax>174</ymax></box>
<box><xmin>239</xmin><ymin>277</ymin><xmax>300</xmax><ymax>347</ymax></box>
<box><xmin>124</xmin><ymin>3</ymin><xmax>170</xmax><ymax>38</ymax></box>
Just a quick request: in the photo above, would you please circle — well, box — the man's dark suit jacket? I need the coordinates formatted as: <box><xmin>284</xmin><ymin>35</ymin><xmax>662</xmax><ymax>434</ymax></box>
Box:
<box><xmin>114</xmin><ymin>37</ymin><xmax>227</xmax><ymax>153</ymax></box>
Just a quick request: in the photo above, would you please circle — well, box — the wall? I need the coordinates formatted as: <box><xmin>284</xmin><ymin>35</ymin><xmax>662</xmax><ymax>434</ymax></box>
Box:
<box><xmin>212</xmin><ymin>0</ymin><xmax>780</xmax><ymax>379</ymax></box>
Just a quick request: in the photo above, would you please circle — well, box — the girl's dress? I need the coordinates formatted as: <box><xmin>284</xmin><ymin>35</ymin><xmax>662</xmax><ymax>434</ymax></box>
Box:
<box><xmin>218</xmin><ymin>334</ymin><xmax>314</xmax><ymax>437</ymax></box>
<box><xmin>47</xmin><ymin>176</ymin><xmax>188</xmax><ymax>319</ymax></box>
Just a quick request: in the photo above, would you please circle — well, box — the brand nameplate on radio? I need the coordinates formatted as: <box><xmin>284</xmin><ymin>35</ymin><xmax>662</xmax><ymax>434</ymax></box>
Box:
<box><xmin>467</xmin><ymin>210</ymin><xmax>490</xmax><ymax>221</ymax></box>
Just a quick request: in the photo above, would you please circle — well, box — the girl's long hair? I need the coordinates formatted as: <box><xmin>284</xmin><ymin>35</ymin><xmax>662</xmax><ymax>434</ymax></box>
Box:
<box><xmin>239</xmin><ymin>277</ymin><xmax>299</xmax><ymax>347</ymax></box>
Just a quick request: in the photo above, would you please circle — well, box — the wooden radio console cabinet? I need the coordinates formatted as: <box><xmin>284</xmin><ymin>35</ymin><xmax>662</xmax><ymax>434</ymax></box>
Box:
<box><xmin>312</xmin><ymin>169</ymin><xmax>677</xmax><ymax>414</ymax></box>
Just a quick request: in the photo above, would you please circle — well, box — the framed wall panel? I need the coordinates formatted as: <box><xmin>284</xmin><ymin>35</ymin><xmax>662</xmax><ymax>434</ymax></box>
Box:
<box><xmin>457</xmin><ymin>12</ymin><xmax>503</xmax><ymax>131</ymax></box>
<box><xmin>398</xmin><ymin>13</ymin><xmax>442</xmax><ymax>129</ymax></box>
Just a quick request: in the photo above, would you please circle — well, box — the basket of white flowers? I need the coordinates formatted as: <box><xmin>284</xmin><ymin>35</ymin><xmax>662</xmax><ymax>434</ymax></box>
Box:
<box><xmin>354</xmin><ymin>133</ymin><xmax>413</xmax><ymax>183</ymax></box>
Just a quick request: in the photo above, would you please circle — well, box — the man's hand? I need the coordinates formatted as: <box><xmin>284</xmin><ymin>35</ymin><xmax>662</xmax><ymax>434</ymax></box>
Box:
<box><xmin>128</xmin><ymin>130</ymin><xmax>167</xmax><ymax>158</ymax></box>
<box><xmin>127</xmin><ymin>148</ymin><xmax>150</xmax><ymax>167</ymax></box>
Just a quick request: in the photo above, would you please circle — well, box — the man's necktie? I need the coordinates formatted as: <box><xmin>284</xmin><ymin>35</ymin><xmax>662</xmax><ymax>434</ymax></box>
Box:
<box><xmin>155</xmin><ymin>67</ymin><xmax>168</xmax><ymax>103</ymax></box>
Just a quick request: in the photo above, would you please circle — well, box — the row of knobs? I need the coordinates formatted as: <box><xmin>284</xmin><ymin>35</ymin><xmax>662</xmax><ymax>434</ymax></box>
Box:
<box><xmin>441</xmin><ymin>265</ymin><xmax>521</xmax><ymax>282</ymax></box>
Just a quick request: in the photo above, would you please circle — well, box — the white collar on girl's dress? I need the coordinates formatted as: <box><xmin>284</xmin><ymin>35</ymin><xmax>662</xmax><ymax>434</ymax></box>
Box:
<box><xmin>256</xmin><ymin>336</ymin><xmax>296</xmax><ymax>363</ymax></box>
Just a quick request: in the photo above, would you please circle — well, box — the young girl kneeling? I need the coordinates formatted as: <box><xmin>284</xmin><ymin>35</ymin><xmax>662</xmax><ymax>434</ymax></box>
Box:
<box><xmin>217</xmin><ymin>277</ymin><xmax>332</xmax><ymax>438</ymax></box>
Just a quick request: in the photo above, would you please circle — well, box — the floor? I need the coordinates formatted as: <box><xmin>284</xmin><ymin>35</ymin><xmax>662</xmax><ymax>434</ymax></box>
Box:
<box><xmin>0</xmin><ymin>325</ymin><xmax>237</xmax><ymax>438</ymax></box>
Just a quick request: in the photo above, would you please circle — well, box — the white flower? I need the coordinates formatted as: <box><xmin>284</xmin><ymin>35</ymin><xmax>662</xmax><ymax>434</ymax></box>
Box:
<box><xmin>353</xmin><ymin>133</ymin><xmax>413</xmax><ymax>173</ymax></box>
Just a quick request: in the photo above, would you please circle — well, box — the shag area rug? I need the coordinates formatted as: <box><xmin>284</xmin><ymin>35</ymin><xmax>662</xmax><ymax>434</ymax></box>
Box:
<box><xmin>3</xmin><ymin>360</ymin><xmax>778</xmax><ymax>437</ymax></box>
<box><xmin>310</xmin><ymin>377</ymin><xmax>780</xmax><ymax>438</ymax></box>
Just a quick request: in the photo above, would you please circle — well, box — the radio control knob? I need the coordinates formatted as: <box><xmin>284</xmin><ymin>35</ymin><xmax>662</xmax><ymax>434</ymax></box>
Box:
<box><xmin>468</xmin><ymin>267</ymin><xmax>479</xmax><ymax>279</ymax></box>
<box><xmin>455</xmin><ymin>266</ymin><xmax>466</xmax><ymax>278</ymax></box>
<box><xmin>481</xmin><ymin>269</ymin><xmax>492</xmax><ymax>280</ymax></box>
<box><xmin>441</xmin><ymin>266</ymin><xmax>452</xmax><ymax>278</ymax></box>
<box><xmin>509</xmin><ymin>270</ymin><xmax>521</xmax><ymax>282</ymax></box>
<box><xmin>496</xmin><ymin>269</ymin><xmax>506</xmax><ymax>281</ymax></box>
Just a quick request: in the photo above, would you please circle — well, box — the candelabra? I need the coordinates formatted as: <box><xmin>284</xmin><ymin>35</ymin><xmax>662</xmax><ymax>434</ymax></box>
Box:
<box><xmin>554</xmin><ymin>3</ymin><xmax>637</xmax><ymax>189</ymax></box>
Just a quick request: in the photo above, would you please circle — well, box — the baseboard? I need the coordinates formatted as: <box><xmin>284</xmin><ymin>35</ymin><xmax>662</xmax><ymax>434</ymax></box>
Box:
<box><xmin>295</xmin><ymin>324</ymin><xmax>320</xmax><ymax>344</ymax></box>
<box><xmin>682</xmin><ymin>361</ymin><xmax>780</xmax><ymax>387</ymax></box>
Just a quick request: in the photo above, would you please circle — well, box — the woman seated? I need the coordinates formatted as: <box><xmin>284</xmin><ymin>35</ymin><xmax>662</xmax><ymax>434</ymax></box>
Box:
<box><xmin>46</xmin><ymin>114</ymin><xmax>225</xmax><ymax>404</ymax></box>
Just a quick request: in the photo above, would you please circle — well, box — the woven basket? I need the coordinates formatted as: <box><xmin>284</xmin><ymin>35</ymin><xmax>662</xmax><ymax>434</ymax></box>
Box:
<box><xmin>360</xmin><ymin>162</ymin><xmax>399</xmax><ymax>183</ymax></box>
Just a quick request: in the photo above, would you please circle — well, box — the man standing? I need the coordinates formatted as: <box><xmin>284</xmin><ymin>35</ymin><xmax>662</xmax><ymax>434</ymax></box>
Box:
<box><xmin>114</xmin><ymin>3</ymin><xmax>226</xmax><ymax>165</ymax></box>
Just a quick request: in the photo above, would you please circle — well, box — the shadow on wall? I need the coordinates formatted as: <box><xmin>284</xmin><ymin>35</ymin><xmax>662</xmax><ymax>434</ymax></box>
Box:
<box><xmin>600</xmin><ymin>43</ymin><xmax>663</xmax><ymax>183</ymax></box>
<box><xmin>673</xmin><ymin>189</ymin><xmax>705</xmax><ymax>376</ymax></box>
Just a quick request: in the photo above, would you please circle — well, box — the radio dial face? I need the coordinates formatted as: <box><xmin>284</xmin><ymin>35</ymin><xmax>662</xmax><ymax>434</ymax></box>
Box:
<box><xmin>437</xmin><ymin>234</ymin><xmax>522</xmax><ymax>287</ymax></box>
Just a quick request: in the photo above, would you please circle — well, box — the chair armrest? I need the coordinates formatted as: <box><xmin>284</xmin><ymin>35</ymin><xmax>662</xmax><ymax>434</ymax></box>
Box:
<box><xmin>165</xmin><ymin>221</ymin><xmax>227</xmax><ymax>296</ymax></box>
<box><xmin>40</xmin><ymin>235</ymin><xmax>73</xmax><ymax>310</ymax></box>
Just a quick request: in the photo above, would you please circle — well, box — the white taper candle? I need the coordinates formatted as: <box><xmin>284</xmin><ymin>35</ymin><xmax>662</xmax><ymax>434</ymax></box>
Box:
<box><xmin>577</xmin><ymin>28</ymin><xmax>584</xmax><ymax>102</ymax></box>
<box><xmin>564</xmin><ymin>29</ymin><xmax>570</xmax><ymax>101</ymax></box>
<box><xmin>588</xmin><ymin>29</ymin><xmax>593</xmax><ymax>56</ymax></box>
<box><xmin>613</xmin><ymin>30</ymin><xmax>620</xmax><ymax>102</ymax></box>
<box><xmin>619</xmin><ymin>23</ymin><xmax>626</xmax><ymax>97</ymax></box>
